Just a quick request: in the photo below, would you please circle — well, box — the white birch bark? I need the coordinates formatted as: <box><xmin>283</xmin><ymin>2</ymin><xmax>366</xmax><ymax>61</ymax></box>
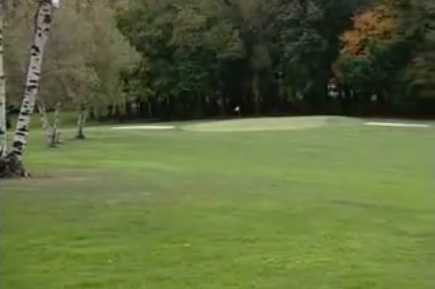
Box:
<box><xmin>36</xmin><ymin>99</ymin><xmax>52</xmax><ymax>144</ymax></box>
<box><xmin>0</xmin><ymin>0</ymin><xmax>7</xmax><ymax>157</ymax></box>
<box><xmin>76</xmin><ymin>105</ymin><xmax>87</xmax><ymax>139</ymax></box>
<box><xmin>36</xmin><ymin>100</ymin><xmax>62</xmax><ymax>147</ymax></box>
<box><xmin>50</xmin><ymin>101</ymin><xmax>61</xmax><ymax>147</ymax></box>
<box><xmin>10</xmin><ymin>0</ymin><xmax>55</xmax><ymax>160</ymax></box>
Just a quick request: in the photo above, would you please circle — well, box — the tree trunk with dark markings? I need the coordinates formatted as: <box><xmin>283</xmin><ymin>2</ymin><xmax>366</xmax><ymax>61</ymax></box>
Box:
<box><xmin>0</xmin><ymin>0</ymin><xmax>7</xmax><ymax>158</ymax></box>
<box><xmin>1</xmin><ymin>0</ymin><xmax>57</xmax><ymax>178</ymax></box>
<box><xmin>49</xmin><ymin>101</ymin><xmax>62</xmax><ymax>147</ymax></box>
<box><xmin>76</xmin><ymin>104</ymin><xmax>87</xmax><ymax>140</ymax></box>
<box><xmin>37</xmin><ymin>99</ymin><xmax>52</xmax><ymax>144</ymax></box>
<box><xmin>37</xmin><ymin>100</ymin><xmax>62</xmax><ymax>147</ymax></box>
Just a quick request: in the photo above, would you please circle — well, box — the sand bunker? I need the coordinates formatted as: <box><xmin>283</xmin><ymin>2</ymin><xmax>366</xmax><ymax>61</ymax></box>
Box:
<box><xmin>364</xmin><ymin>122</ymin><xmax>430</xmax><ymax>128</ymax></box>
<box><xmin>112</xmin><ymin>125</ymin><xmax>175</xmax><ymax>130</ymax></box>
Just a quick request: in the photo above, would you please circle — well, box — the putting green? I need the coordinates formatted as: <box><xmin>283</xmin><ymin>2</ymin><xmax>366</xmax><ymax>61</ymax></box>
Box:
<box><xmin>183</xmin><ymin>116</ymin><xmax>354</xmax><ymax>132</ymax></box>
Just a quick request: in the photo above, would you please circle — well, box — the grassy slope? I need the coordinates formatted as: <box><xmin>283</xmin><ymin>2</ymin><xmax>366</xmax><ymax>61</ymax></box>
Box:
<box><xmin>1</xmin><ymin>117</ymin><xmax>435</xmax><ymax>289</ymax></box>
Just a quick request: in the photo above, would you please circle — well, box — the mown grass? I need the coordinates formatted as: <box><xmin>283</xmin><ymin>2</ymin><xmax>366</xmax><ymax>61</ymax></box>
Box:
<box><xmin>1</xmin><ymin>117</ymin><xmax>435</xmax><ymax>289</ymax></box>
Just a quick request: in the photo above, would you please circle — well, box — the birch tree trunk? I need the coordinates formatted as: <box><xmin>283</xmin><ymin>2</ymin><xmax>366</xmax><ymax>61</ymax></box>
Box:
<box><xmin>37</xmin><ymin>100</ymin><xmax>62</xmax><ymax>147</ymax></box>
<box><xmin>50</xmin><ymin>101</ymin><xmax>61</xmax><ymax>147</ymax></box>
<box><xmin>37</xmin><ymin>99</ymin><xmax>52</xmax><ymax>144</ymax></box>
<box><xmin>0</xmin><ymin>0</ymin><xmax>7</xmax><ymax>157</ymax></box>
<box><xmin>252</xmin><ymin>72</ymin><xmax>261</xmax><ymax>115</ymax></box>
<box><xmin>9</xmin><ymin>1</ymin><xmax>54</xmax><ymax>163</ymax></box>
<box><xmin>76</xmin><ymin>104</ymin><xmax>87</xmax><ymax>140</ymax></box>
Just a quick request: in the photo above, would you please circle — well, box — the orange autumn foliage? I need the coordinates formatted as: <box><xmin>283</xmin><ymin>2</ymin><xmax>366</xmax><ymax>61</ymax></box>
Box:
<box><xmin>341</xmin><ymin>4</ymin><xmax>398</xmax><ymax>57</ymax></box>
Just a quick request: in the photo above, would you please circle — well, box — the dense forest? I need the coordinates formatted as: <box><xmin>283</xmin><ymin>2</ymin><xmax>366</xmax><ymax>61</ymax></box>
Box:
<box><xmin>4</xmin><ymin>0</ymin><xmax>435</xmax><ymax>120</ymax></box>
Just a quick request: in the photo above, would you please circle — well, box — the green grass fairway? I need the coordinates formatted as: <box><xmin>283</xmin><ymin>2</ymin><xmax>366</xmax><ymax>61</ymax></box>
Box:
<box><xmin>1</xmin><ymin>116</ymin><xmax>435</xmax><ymax>289</ymax></box>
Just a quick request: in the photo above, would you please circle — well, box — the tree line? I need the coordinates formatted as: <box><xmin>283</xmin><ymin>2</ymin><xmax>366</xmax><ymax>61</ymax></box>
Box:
<box><xmin>118</xmin><ymin>0</ymin><xmax>435</xmax><ymax>119</ymax></box>
<box><xmin>0</xmin><ymin>0</ymin><xmax>434</xmax><ymax>177</ymax></box>
<box><xmin>3</xmin><ymin>0</ymin><xmax>435</xmax><ymax>122</ymax></box>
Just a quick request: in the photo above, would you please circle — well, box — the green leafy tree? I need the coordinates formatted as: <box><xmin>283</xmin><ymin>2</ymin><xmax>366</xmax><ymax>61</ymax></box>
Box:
<box><xmin>404</xmin><ymin>1</ymin><xmax>435</xmax><ymax>112</ymax></box>
<box><xmin>335</xmin><ymin>0</ymin><xmax>423</xmax><ymax>113</ymax></box>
